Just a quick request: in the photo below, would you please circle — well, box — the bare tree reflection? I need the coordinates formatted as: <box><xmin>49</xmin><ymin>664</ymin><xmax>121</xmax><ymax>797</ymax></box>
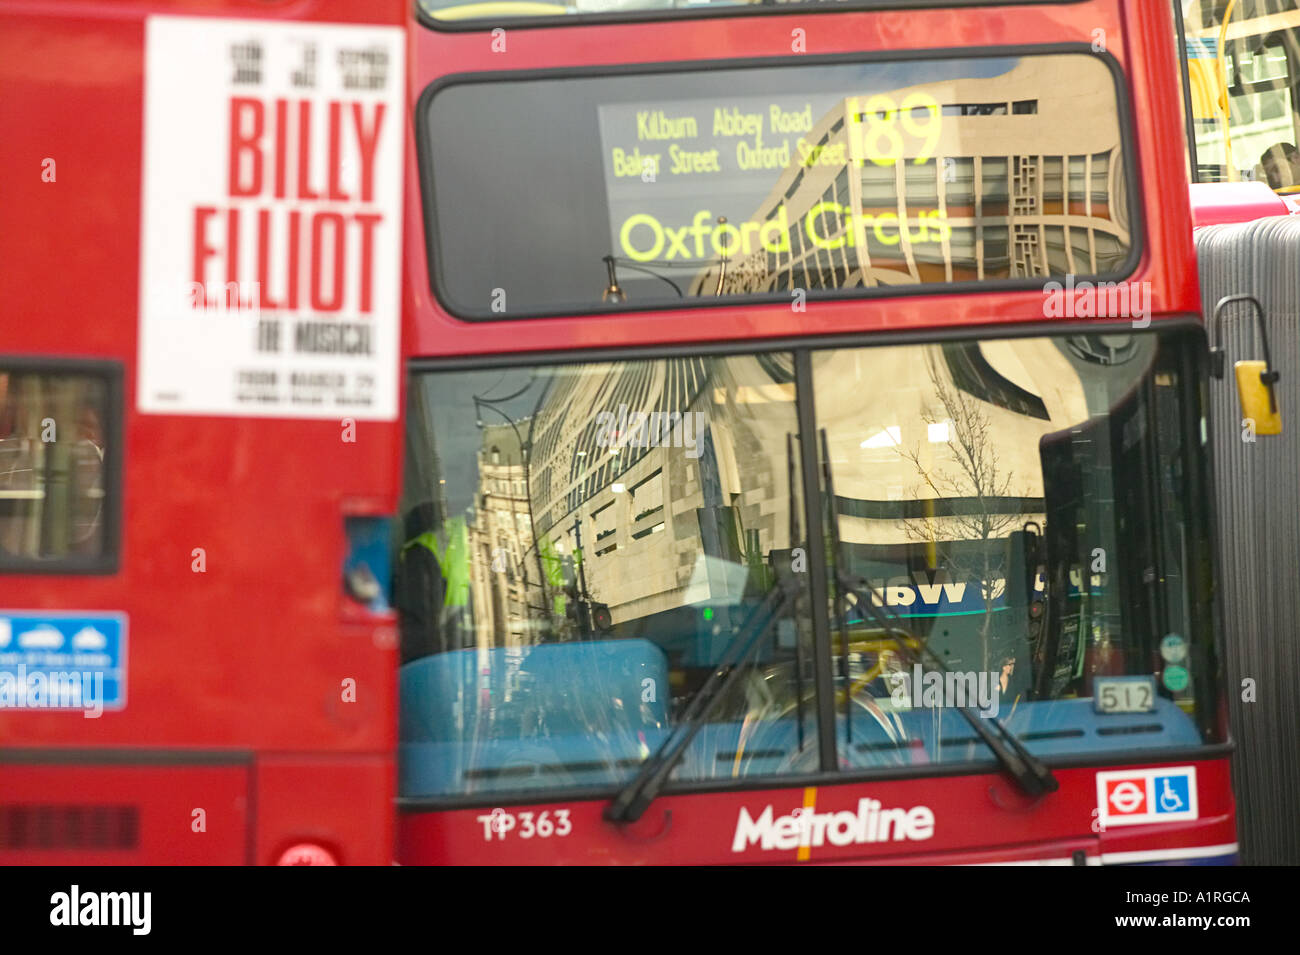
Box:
<box><xmin>895</xmin><ymin>348</ymin><xmax>1025</xmax><ymax>673</ymax></box>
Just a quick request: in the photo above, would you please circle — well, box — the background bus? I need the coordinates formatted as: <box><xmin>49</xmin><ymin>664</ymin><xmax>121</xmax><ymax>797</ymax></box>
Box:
<box><xmin>1</xmin><ymin>0</ymin><xmax>408</xmax><ymax>864</ymax></box>
<box><xmin>1178</xmin><ymin>0</ymin><xmax>1300</xmax><ymax>866</ymax></box>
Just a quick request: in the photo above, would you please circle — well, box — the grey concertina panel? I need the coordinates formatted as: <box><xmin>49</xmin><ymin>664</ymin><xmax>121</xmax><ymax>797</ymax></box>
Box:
<box><xmin>1196</xmin><ymin>216</ymin><xmax>1300</xmax><ymax>865</ymax></box>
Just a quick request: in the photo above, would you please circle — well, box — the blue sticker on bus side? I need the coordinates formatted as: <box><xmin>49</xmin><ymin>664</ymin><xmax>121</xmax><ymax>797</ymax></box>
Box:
<box><xmin>0</xmin><ymin>611</ymin><xmax>127</xmax><ymax>716</ymax></box>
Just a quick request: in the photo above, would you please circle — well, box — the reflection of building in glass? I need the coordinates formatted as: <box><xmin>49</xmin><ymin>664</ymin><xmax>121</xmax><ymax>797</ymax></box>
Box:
<box><xmin>468</xmin><ymin>423</ymin><xmax>533</xmax><ymax>648</ymax></box>
<box><xmin>691</xmin><ymin>56</ymin><xmax>1130</xmax><ymax>295</ymax></box>
<box><xmin>817</xmin><ymin>339</ymin><xmax>1093</xmax><ymax>555</ymax></box>
<box><xmin>525</xmin><ymin>357</ymin><xmax>798</xmax><ymax>638</ymax></box>
<box><xmin>515</xmin><ymin>339</ymin><xmax>1106</xmax><ymax>640</ymax></box>
<box><xmin>815</xmin><ymin>336</ymin><xmax>1118</xmax><ymax>678</ymax></box>
<box><xmin>403</xmin><ymin>341</ymin><xmax>1126</xmax><ymax>661</ymax></box>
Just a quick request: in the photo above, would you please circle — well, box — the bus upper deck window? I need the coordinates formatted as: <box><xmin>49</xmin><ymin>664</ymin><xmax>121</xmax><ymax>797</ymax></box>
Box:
<box><xmin>421</xmin><ymin>52</ymin><xmax>1136</xmax><ymax>319</ymax></box>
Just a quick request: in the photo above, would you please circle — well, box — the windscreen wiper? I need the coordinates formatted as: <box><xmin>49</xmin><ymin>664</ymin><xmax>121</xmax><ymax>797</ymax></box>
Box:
<box><xmin>818</xmin><ymin>428</ymin><xmax>1057</xmax><ymax>799</ymax></box>
<box><xmin>837</xmin><ymin>578</ymin><xmax>1058</xmax><ymax>798</ymax></box>
<box><xmin>606</xmin><ymin>435</ymin><xmax>804</xmax><ymax>825</ymax></box>
<box><xmin>604</xmin><ymin>561</ymin><xmax>801</xmax><ymax>823</ymax></box>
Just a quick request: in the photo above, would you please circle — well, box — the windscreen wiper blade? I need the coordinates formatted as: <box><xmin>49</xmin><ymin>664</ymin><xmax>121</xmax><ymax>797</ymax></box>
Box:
<box><xmin>839</xmin><ymin>577</ymin><xmax>1058</xmax><ymax>798</ymax></box>
<box><xmin>603</xmin><ymin>566</ymin><xmax>801</xmax><ymax>824</ymax></box>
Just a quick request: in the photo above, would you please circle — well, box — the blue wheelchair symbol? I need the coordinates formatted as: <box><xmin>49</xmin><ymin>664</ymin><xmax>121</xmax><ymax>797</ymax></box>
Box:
<box><xmin>1153</xmin><ymin>774</ymin><xmax>1190</xmax><ymax>814</ymax></box>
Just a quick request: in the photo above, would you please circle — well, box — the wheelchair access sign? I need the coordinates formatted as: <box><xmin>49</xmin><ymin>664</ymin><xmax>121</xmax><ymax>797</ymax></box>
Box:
<box><xmin>1095</xmin><ymin>766</ymin><xmax>1198</xmax><ymax>827</ymax></box>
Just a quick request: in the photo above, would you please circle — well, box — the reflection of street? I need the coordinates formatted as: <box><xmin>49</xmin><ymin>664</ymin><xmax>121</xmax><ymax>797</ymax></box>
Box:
<box><xmin>525</xmin><ymin>355</ymin><xmax>799</xmax><ymax>652</ymax></box>
<box><xmin>816</xmin><ymin>336</ymin><xmax>1108</xmax><ymax>685</ymax></box>
<box><xmin>398</xmin><ymin>332</ymin><xmax>1214</xmax><ymax>799</ymax></box>
<box><xmin>399</xmin><ymin>355</ymin><xmax>805</xmax><ymax>662</ymax></box>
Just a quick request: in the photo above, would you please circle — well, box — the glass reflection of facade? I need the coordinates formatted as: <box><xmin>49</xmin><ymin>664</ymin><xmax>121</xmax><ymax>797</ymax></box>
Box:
<box><xmin>526</xmin><ymin>357</ymin><xmax>799</xmax><ymax>631</ymax></box>
<box><xmin>692</xmin><ymin>57</ymin><xmax>1130</xmax><ymax>295</ymax></box>
<box><xmin>469</xmin><ymin>423</ymin><xmax>533</xmax><ymax>648</ymax></box>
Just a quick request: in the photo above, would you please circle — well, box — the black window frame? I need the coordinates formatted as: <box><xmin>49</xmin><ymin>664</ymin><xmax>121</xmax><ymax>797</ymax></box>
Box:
<box><xmin>395</xmin><ymin>316</ymin><xmax>1226</xmax><ymax>811</ymax></box>
<box><xmin>0</xmin><ymin>356</ymin><xmax>124</xmax><ymax>576</ymax></box>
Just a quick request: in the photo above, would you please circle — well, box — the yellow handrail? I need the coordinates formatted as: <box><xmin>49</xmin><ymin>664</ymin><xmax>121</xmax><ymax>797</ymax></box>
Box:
<box><xmin>1216</xmin><ymin>0</ymin><xmax>1241</xmax><ymax>181</ymax></box>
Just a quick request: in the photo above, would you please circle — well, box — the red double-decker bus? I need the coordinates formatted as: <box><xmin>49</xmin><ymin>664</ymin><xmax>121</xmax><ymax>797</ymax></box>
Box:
<box><xmin>394</xmin><ymin>0</ymin><xmax>1237</xmax><ymax>864</ymax></box>
<box><xmin>1</xmin><ymin>0</ymin><xmax>1244</xmax><ymax>865</ymax></box>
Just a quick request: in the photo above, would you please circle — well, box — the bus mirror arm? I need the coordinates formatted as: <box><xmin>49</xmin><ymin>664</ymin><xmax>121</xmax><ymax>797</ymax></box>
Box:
<box><xmin>600</xmin><ymin>255</ymin><xmax>684</xmax><ymax>302</ymax></box>
<box><xmin>601</xmin><ymin>255</ymin><xmax>627</xmax><ymax>303</ymax></box>
<box><xmin>1210</xmin><ymin>294</ymin><xmax>1282</xmax><ymax>428</ymax></box>
<box><xmin>1210</xmin><ymin>294</ymin><xmax>1278</xmax><ymax>386</ymax></box>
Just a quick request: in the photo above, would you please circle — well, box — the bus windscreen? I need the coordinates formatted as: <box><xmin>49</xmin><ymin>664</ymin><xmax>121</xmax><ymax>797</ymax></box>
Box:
<box><xmin>420</xmin><ymin>52</ymin><xmax>1136</xmax><ymax>319</ymax></box>
<box><xmin>396</xmin><ymin>327</ymin><xmax>1219</xmax><ymax>799</ymax></box>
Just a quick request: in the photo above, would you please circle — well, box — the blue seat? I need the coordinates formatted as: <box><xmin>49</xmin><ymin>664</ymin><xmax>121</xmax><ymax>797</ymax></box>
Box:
<box><xmin>399</xmin><ymin>639</ymin><xmax>670</xmax><ymax>796</ymax></box>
